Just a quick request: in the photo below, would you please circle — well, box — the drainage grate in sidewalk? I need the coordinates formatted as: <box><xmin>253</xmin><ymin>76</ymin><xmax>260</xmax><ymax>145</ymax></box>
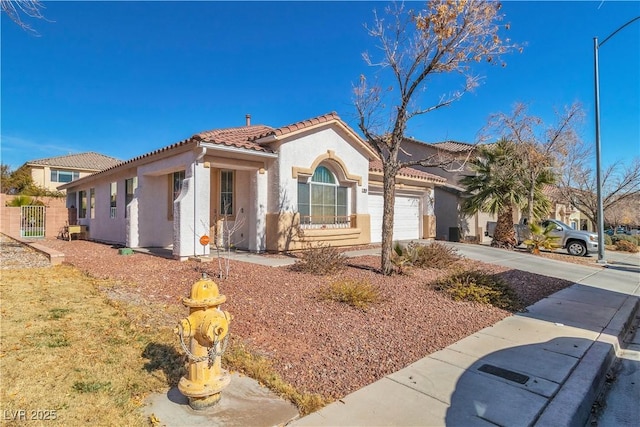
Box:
<box><xmin>478</xmin><ymin>364</ymin><xmax>530</xmax><ymax>384</ymax></box>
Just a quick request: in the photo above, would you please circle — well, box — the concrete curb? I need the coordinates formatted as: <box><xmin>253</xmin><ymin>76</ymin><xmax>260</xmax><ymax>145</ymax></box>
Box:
<box><xmin>1</xmin><ymin>233</ymin><xmax>65</xmax><ymax>265</ymax></box>
<box><xmin>534</xmin><ymin>296</ymin><xmax>639</xmax><ymax>427</ymax></box>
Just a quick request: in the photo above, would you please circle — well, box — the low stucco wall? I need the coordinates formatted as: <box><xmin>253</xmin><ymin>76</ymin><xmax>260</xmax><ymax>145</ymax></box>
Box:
<box><xmin>0</xmin><ymin>195</ymin><xmax>69</xmax><ymax>238</ymax></box>
<box><xmin>265</xmin><ymin>212</ymin><xmax>371</xmax><ymax>252</ymax></box>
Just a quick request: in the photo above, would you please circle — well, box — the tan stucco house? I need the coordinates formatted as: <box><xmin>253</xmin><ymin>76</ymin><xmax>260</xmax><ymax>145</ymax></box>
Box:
<box><xmin>24</xmin><ymin>152</ymin><xmax>121</xmax><ymax>193</ymax></box>
<box><xmin>60</xmin><ymin>112</ymin><xmax>445</xmax><ymax>259</ymax></box>
<box><xmin>398</xmin><ymin>138</ymin><xmax>496</xmax><ymax>242</ymax></box>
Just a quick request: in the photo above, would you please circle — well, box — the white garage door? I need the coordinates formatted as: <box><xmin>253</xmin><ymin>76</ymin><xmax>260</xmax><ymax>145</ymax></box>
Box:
<box><xmin>369</xmin><ymin>194</ymin><xmax>420</xmax><ymax>243</ymax></box>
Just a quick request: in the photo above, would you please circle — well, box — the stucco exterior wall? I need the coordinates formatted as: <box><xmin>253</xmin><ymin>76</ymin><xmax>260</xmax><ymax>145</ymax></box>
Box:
<box><xmin>137</xmin><ymin>174</ymin><xmax>172</xmax><ymax>247</ymax></box>
<box><xmin>0</xmin><ymin>195</ymin><xmax>67</xmax><ymax>238</ymax></box>
<box><xmin>274</xmin><ymin>126</ymin><xmax>371</xmax><ymax>216</ymax></box>
<box><xmin>67</xmin><ymin>167</ymin><xmax>136</xmax><ymax>245</ymax></box>
<box><xmin>263</xmin><ymin>125</ymin><xmax>373</xmax><ymax>251</ymax></box>
<box><xmin>265</xmin><ymin>212</ymin><xmax>371</xmax><ymax>252</ymax></box>
<box><xmin>249</xmin><ymin>170</ymin><xmax>268</xmax><ymax>252</ymax></box>
<box><xmin>30</xmin><ymin>165</ymin><xmax>97</xmax><ymax>193</ymax></box>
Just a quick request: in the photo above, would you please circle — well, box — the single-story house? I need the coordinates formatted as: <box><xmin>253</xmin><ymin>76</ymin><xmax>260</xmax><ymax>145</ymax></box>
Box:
<box><xmin>60</xmin><ymin>112</ymin><xmax>445</xmax><ymax>259</ymax></box>
<box><xmin>23</xmin><ymin>152</ymin><xmax>122</xmax><ymax>193</ymax></box>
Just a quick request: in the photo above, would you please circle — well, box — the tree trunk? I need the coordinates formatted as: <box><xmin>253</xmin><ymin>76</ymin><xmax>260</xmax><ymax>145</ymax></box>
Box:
<box><xmin>526</xmin><ymin>174</ymin><xmax>535</xmax><ymax>222</ymax></box>
<box><xmin>380</xmin><ymin>167</ymin><xmax>397</xmax><ymax>275</ymax></box>
<box><xmin>492</xmin><ymin>205</ymin><xmax>517</xmax><ymax>248</ymax></box>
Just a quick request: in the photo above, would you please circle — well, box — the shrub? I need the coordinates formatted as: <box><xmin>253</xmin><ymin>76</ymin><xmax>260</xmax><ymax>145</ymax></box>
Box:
<box><xmin>409</xmin><ymin>241</ymin><xmax>461</xmax><ymax>269</ymax></box>
<box><xmin>391</xmin><ymin>241</ymin><xmax>461</xmax><ymax>273</ymax></box>
<box><xmin>610</xmin><ymin>233</ymin><xmax>635</xmax><ymax>244</ymax></box>
<box><xmin>317</xmin><ymin>279</ymin><xmax>380</xmax><ymax>310</ymax></box>
<box><xmin>431</xmin><ymin>270</ymin><xmax>522</xmax><ymax>311</ymax></box>
<box><xmin>604</xmin><ymin>234</ymin><xmax>612</xmax><ymax>246</ymax></box>
<box><xmin>615</xmin><ymin>239</ymin><xmax>639</xmax><ymax>253</ymax></box>
<box><xmin>523</xmin><ymin>222</ymin><xmax>561</xmax><ymax>255</ymax></box>
<box><xmin>291</xmin><ymin>243</ymin><xmax>347</xmax><ymax>275</ymax></box>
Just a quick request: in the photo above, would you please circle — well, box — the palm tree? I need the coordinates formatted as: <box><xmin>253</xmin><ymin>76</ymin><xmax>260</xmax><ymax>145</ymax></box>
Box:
<box><xmin>460</xmin><ymin>139</ymin><xmax>526</xmax><ymax>248</ymax></box>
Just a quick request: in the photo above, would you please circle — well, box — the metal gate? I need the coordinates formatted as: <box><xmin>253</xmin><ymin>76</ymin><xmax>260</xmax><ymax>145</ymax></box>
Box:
<box><xmin>21</xmin><ymin>205</ymin><xmax>46</xmax><ymax>238</ymax></box>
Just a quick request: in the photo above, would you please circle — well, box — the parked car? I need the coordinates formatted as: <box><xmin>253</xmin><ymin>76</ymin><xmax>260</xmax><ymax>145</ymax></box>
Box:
<box><xmin>486</xmin><ymin>218</ymin><xmax>598</xmax><ymax>256</ymax></box>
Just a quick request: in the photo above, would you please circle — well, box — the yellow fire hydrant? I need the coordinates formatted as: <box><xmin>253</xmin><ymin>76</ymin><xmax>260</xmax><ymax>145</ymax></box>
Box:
<box><xmin>175</xmin><ymin>274</ymin><xmax>232</xmax><ymax>410</ymax></box>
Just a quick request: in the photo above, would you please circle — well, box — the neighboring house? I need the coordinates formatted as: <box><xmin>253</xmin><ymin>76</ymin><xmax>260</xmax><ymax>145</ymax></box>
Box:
<box><xmin>60</xmin><ymin>112</ymin><xmax>444</xmax><ymax>259</ymax></box>
<box><xmin>23</xmin><ymin>152</ymin><xmax>122</xmax><ymax>193</ymax></box>
<box><xmin>398</xmin><ymin>138</ymin><xmax>496</xmax><ymax>242</ymax></box>
<box><xmin>544</xmin><ymin>185</ymin><xmax>595</xmax><ymax>231</ymax></box>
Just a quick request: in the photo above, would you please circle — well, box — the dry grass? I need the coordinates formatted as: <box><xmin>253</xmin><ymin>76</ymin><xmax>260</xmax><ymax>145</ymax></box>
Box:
<box><xmin>222</xmin><ymin>340</ymin><xmax>328</xmax><ymax>415</ymax></box>
<box><xmin>0</xmin><ymin>265</ymin><xmax>183</xmax><ymax>426</ymax></box>
<box><xmin>317</xmin><ymin>279</ymin><xmax>381</xmax><ymax>311</ymax></box>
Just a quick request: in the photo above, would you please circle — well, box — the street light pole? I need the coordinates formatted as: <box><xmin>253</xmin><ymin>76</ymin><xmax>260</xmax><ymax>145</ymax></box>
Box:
<box><xmin>592</xmin><ymin>16</ymin><xmax>640</xmax><ymax>264</ymax></box>
<box><xmin>593</xmin><ymin>37</ymin><xmax>605</xmax><ymax>263</ymax></box>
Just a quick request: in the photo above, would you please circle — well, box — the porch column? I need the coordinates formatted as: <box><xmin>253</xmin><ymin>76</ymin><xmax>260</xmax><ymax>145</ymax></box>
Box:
<box><xmin>174</xmin><ymin>162</ymin><xmax>211</xmax><ymax>259</ymax></box>
<box><xmin>249</xmin><ymin>168</ymin><xmax>268</xmax><ymax>252</ymax></box>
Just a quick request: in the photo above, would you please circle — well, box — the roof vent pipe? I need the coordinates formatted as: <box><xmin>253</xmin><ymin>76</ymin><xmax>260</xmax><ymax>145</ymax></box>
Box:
<box><xmin>245</xmin><ymin>114</ymin><xmax>251</xmax><ymax>126</ymax></box>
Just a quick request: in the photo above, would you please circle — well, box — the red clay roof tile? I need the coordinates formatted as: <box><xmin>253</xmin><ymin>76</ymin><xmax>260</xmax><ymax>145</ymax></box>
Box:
<box><xmin>369</xmin><ymin>159</ymin><xmax>445</xmax><ymax>183</ymax></box>
<box><xmin>26</xmin><ymin>152</ymin><xmax>121</xmax><ymax>171</ymax></box>
<box><xmin>194</xmin><ymin>125</ymin><xmax>274</xmax><ymax>152</ymax></box>
<box><xmin>252</xmin><ymin>112</ymin><xmax>340</xmax><ymax>140</ymax></box>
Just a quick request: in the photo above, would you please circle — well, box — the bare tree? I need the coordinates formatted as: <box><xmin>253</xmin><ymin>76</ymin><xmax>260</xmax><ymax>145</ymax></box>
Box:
<box><xmin>484</xmin><ymin>102</ymin><xmax>584</xmax><ymax>222</ymax></box>
<box><xmin>605</xmin><ymin>195</ymin><xmax>640</xmax><ymax>229</ymax></box>
<box><xmin>558</xmin><ymin>157</ymin><xmax>640</xmax><ymax>228</ymax></box>
<box><xmin>1</xmin><ymin>0</ymin><xmax>46</xmax><ymax>33</ymax></box>
<box><xmin>354</xmin><ymin>0</ymin><xmax>517</xmax><ymax>274</ymax></box>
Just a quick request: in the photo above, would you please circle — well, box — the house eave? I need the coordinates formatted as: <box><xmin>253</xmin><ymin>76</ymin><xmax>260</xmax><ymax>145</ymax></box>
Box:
<box><xmin>199</xmin><ymin>142</ymin><xmax>278</xmax><ymax>158</ymax></box>
<box><xmin>59</xmin><ymin>139</ymin><xmax>197</xmax><ymax>190</ymax></box>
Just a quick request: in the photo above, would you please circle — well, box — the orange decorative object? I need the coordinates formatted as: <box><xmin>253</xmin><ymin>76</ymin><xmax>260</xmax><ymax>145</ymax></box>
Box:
<box><xmin>199</xmin><ymin>235</ymin><xmax>210</xmax><ymax>246</ymax></box>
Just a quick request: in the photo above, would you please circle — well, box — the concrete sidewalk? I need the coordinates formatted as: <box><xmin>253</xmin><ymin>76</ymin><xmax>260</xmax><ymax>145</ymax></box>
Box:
<box><xmin>292</xmin><ymin>244</ymin><xmax>640</xmax><ymax>427</ymax></box>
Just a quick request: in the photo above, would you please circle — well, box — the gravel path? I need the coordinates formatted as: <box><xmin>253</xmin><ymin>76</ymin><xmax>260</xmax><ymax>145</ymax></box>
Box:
<box><xmin>0</xmin><ymin>235</ymin><xmax>51</xmax><ymax>269</ymax></box>
<box><xmin>8</xmin><ymin>237</ymin><xmax>574</xmax><ymax>400</ymax></box>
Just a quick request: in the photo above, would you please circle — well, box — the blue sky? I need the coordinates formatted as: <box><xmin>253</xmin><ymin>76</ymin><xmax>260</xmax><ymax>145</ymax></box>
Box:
<box><xmin>1</xmin><ymin>1</ymin><xmax>639</xmax><ymax>171</ymax></box>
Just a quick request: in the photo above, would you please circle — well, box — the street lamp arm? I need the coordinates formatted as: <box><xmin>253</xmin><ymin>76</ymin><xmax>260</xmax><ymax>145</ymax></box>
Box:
<box><xmin>599</xmin><ymin>16</ymin><xmax>640</xmax><ymax>47</ymax></box>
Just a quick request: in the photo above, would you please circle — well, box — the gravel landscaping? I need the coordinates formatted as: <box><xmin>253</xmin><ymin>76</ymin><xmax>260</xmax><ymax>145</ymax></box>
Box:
<box><xmin>9</xmin><ymin>237</ymin><xmax>573</xmax><ymax>402</ymax></box>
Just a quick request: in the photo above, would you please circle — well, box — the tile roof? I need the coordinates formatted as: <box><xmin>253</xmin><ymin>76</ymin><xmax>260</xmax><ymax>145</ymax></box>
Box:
<box><xmin>543</xmin><ymin>184</ymin><xmax>565</xmax><ymax>202</ymax></box>
<box><xmin>26</xmin><ymin>152</ymin><xmax>121</xmax><ymax>171</ymax></box>
<box><xmin>252</xmin><ymin>112</ymin><xmax>341</xmax><ymax>141</ymax></box>
<box><xmin>193</xmin><ymin>125</ymin><xmax>275</xmax><ymax>152</ymax></box>
<box><xmin>430</xmin><ymin>141</ymin><xmax>477</xmax><ymax>153</ymax></box>
<box><xmin>369</xmin><ymin>160</ymin><xmax>446</xmax><ymax>183</ymax></box>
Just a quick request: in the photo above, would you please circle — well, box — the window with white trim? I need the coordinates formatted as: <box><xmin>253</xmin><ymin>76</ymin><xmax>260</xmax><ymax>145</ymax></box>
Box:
<box><xmin>168</xmin><ymin>171</ymin><xmax>185</xmax><ymax>220</ymax></box>
<box><xmin>51</xmin><ymin>169</ymin><xmax>80</xmax><ymax>183</ymax></box>
<box><xmin>79</xmin><ymin>190</ymin><xmax>87</xmax><ymax>218</ymax></box>
<box><xmin>89</xmin><ymin>188</ymin><xmax>95</xmax><ymax>219</ymax></box>
<box><xmin>109</xmin><ymin>182</ymin><xmax>117</xmax><ymax>218</ymax></box>
<box><xmin>125</xmin><ymin>177</ymin><xmax>138</xmax><ymax>218</ymax></box>
<box><xmin>220</xmin><ymin>170</ymin><xmax>234</xmax><ymax>216</ymax></box>
<box><xmin>297</xmin><ymin>166</ymin><xmax>349</xmax><ymax>228</ymax></box>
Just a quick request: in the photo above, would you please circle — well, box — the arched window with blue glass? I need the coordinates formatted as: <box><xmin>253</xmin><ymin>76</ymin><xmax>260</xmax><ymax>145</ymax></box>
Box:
<box><xmin>297</xmin><ymin>165</ymin><xmax>349</xmax><ymax>228</ymax></box>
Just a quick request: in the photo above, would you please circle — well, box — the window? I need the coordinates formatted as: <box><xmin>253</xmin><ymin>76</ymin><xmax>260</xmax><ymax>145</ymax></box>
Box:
<box><xmin>89</xmin><ymin>188</ymin><xmax>95</xmax><ymax>219</ymax></box>
<box><xmin>168</xmin><ymin>171</ymin><xmax>185</xmax><ymax>220</ymax></box>
<box><xmin>125</xmin><ymin>177</ymin><xmax>138</xmax><ymax>218</ymax></box>
<box><xmin>297</xmin><ymin>166</ymin><xmax>349</xmax><ymax>228</ymax></box>
<box><xmin>79</xmin><ymin>191</ymin><xmax>87</xmax><ymax>219</ymax></box>
<box><xmin>51</xmin><ymin>169</ymin><xmax>80</xmax><ymax>183</ymax></box>
<box><xmin>110</xmin><ymin>182</ymin><xmax>117</xmax><ymax>218</ymax></box>
<box><xmin>220</xmin><ymin>170</ymin><xmax>234</xmax><ymax>216</ymax></box>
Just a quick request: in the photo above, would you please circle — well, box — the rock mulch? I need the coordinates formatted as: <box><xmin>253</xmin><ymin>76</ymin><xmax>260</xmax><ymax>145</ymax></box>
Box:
<box><xmin>24</xmin><ymin>238</ymin><xmax>574</xmax><ymax>400</ymax></box>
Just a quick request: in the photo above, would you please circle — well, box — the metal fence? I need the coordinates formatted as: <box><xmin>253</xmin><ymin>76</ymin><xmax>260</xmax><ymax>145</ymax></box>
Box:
<box><xmin>21</xmin><ymin>205</ymin><xmax>46</xmax><ymax>238</ymax></box>
<box><xmin>299</xmin><ymin>215</ymin><xmax>352</xmax><ymax>229</ymax></box>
